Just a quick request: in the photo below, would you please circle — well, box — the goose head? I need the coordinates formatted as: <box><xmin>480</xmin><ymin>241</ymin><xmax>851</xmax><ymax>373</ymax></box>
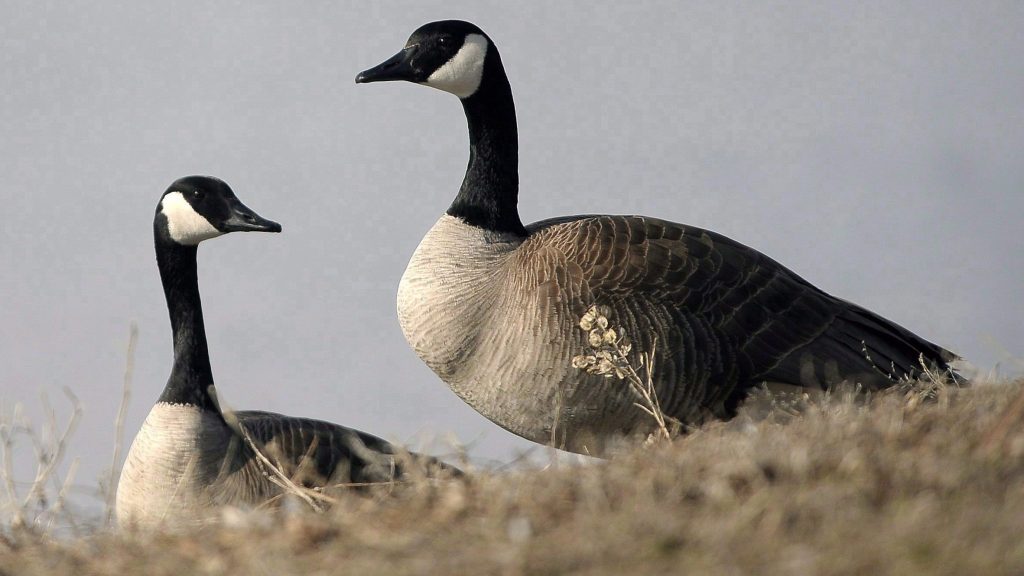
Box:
<box><xmin>356</xmin><ymin>20</ymin><xmax>494</xmax><ymax>99</ymax></box>
<box><xmin>155</xmin><ymin>176</ymin><xmax>282</xmax><ymax>246</ymax></box>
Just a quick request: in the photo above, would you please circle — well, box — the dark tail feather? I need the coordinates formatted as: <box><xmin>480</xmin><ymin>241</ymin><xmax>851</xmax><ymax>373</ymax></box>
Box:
<box><xmin>764</xmin><ymin>301</ymin><xmax>961</xmax><ymax>391</ymax></box>
<box><xmin>838</xmin><ymin>303</ymin><xmax>958</xmax><ymax>374</ymax></box>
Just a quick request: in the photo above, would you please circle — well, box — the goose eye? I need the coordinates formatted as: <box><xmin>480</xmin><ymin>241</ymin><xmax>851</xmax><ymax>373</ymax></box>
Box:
<box><xmin>191</xmin><ymin>189</ymin><xmax>204</xmax><ymax>201</ymax></box>
<box><xmin>438</xmin><ymin>36</ymin><xmax>450</xmax><ymax>45</ymax></box>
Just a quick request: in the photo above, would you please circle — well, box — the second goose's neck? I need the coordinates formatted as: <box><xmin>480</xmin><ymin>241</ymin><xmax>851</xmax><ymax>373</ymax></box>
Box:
<box><xmin>448</xmin><ymin>56</ymin><xmax>527</xmax><ymax>237</ymax></box>
<box><xmin>156</xmin><ymin>241</ymin><xmax>219</xmax><ymax>412</ymax></box>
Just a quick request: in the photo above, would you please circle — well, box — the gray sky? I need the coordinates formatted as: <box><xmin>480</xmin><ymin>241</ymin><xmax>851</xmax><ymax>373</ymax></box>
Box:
<box><xmin>2</xmin><ymin>1</ymin><xmax>1022</xmax><ymax>503</ymax></box>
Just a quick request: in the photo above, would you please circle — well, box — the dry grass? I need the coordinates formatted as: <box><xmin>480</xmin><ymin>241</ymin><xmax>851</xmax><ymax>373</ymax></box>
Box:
<box><xmin>0</xmin><ymin>389</ymin><xmax>83</xmax><ymax>536</ymax></box>
<box><xmin>3</xmin><ymin>376</ymin><xmax>1024</xmax><ymax>575</ymax></box>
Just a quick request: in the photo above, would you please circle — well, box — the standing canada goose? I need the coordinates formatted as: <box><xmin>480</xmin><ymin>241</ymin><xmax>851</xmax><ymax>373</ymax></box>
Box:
<box><xmin>355</xmin><ymin>21</ymin><xmax>961</xmax><ymax>456</ymax></box>
<box><xmin>116</xmin><ymin>176</ymin><xmax>455</xmax><ymax>529</ymax></box>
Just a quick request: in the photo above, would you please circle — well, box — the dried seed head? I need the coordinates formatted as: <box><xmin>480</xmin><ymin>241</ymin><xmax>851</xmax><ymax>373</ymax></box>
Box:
<box><xmin>603</xmin><ymin>328</ymin><xmax>618</xmax><ymax>344</ymax></box>
<box><xmin>588</xmin><ymin>329</ymin><xmax>604</xmax><ymax>348</ymax></box>
<box><xmin>580</xmin><ymin>305</ymin><xmax>600</xmax><ymax>331</ymax></box>
<box><xmin>596</xmin><ymin>316</ymin><xmax>609</xmax><ymax>330</ymax></box>
<box><xmin>572</xmin><ymin>355</ymin><xmax>597</xmax><ymax>369</ymax></box>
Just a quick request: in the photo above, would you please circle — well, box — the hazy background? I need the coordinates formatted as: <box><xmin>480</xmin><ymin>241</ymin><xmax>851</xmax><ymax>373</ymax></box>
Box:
<box><xmin>1</xmin><ymin>1</ymin><xmax>1021</xmax><ymax>507</ymax></box>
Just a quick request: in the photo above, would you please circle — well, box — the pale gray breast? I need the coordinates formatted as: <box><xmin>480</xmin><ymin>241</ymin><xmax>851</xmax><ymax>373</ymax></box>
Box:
<box><xmin>397</xmin><ymin>216</ymin><xmax>656</xmax><ymax>451</ymax></box>
<box><xmin>116</xmin><ymin>401</ymin><xmax>234</xmax><ymax>528</ymax></box>
<box><xmin>398</xmin><ymin>215</ymin><xmax>520</xmax><ymax>381</ymax></box>
<box><xmin>115</xmin><ymin>402</ymin><xmax>268</xmax><ymax>529</ymax></box>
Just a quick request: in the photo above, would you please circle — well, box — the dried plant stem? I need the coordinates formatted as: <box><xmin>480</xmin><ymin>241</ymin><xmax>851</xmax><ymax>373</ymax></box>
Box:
<box><xmin>979</xmin><ymin>384</ymin><xmax>1024</xmax><ymax>456</ymax></box>
<box><xmin>231</xmin><ymin>419</ymin><xmax>326</xmax><ymax>512</ymax></box>
<box><xmin>0</xmin><ymin>388</ymin><xmax>82</xmax><ymax>532</ymax></box>
<box><xmin>572</xmin><ymin>305</ymin><xmax>677</xmax><ymax>444</ymax></box>
<box><xmin>105</xmin><ymin>323</ymin><xmax>136</xmax><ymax>526</ymax></box>
<box><xmin>45</xmin><ymin>458</ymin><xmax>79</xmax><ymax>535</ymax></box>
<box><xmin>624</xmin><ymin>338</ymin><xmax>672</xmax><ymax>442</ymax></box>
<box><xmin>212</xmin><ymin>386</ymin><xmax>328</xmax><ymax>513</ymax></box>
<box><xmin>1</xmin><ymin>406</ymin><xmax>22</xmax><ymax>520</ymax></box>
<box><xmin>25</xmin><ymin>390</ymin><xmax>81</xmax><ymax>516</ymax></box>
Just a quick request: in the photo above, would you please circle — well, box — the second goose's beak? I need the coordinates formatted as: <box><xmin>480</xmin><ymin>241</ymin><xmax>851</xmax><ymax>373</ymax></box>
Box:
<box><xmin>355</xmin><ymin>45</ymin><xmax>418</xmax><ymax>84</ymax></box>
<box><xmin>221</xmin><ymin>199</ymin><xmax>282</xmax><ymax>234</ymax></box>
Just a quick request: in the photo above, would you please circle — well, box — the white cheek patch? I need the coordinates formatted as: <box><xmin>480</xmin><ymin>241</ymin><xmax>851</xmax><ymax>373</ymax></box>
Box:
<box><xmin>425</xmin><ymin>33</ymin><xmax>488</xmax><ymax>98</ymax></box>
<box><xmin>161</xmin><ymin>191</ymin><xmax>222</xmax><ymax>245</ymax></box>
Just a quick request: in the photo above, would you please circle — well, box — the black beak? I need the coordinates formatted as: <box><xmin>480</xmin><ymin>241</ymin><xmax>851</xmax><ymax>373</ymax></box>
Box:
<box><xmin>221</xmin><ymin>199</ymin><xmax>282</xmax><ymax>233</ymax></box>
<box><xmin>356</xmin><ymin>45</ymin><xmax>419</xmax><ymax>84</ymax></box>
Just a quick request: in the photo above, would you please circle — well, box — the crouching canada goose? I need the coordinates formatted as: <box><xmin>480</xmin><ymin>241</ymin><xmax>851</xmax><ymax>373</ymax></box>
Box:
<box><xmin>356</xmin><ymin>21</ymin><xmax>961</xmax><ymax>456</ymax></box>
<box><xmin>116</xmin><ymin>176</ymin><xmax>456</xmax><ymax>529</ymax></box>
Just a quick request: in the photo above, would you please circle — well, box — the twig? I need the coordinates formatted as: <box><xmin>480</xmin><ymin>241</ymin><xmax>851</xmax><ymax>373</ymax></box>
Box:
<box><xmin>0</xmin><ymin>404</ymin><xmax>24</xmax><ymax>527</ymax></box>
<box><xmin>22</xmin><ymin>389</ymin><xmax>81</xmax><ymax>521</ymax></box>
<box><xmin>620</xmin><ymin>336</ymin><xmax>672</xmax><ymax>441</ymax></box>
<box><xmin>212</xmin><ymin>386</ymin><xmax>326</xmax><ymax>513</ymax></box>
<box><xmin>0</xmin><ymin>389</ymin><xmax>82</xmax><ymax>532</ymax></box>
<box><xmin>45</xmin><ymin>458</ymin><xmax>79</xmax><ymax>535</ymax></box>
<box><xmin>572</xmin><ymin>305</ymin><xmax>678</xmax><ymax>444</ymax></box>
<box><xmin>105</xmin><ymin>323</ymin><xmax>136</xmax><ymax>526</ymax></box>
<box><xmin>237</xmin><ymin>424</ymin><xmax>329</xmax><ymax>512</ymax></box>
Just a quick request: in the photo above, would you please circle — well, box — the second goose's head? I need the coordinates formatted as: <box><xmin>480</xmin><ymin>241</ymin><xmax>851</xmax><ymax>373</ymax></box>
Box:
<box><xmin>155</xmin><ymin>176</ymin><xmax>281</xmax><ymax>246</ymax></box>
<box><xmin>355</xmin><ymin>20</ymin><xmax>497</xmax><ymax>100</ymax></box>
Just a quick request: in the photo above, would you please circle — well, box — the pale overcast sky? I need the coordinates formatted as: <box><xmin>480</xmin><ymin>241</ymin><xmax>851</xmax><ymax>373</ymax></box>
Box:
<box><xmin>1</xmin><ymin>1</ymin><xmax>1021</xmax><ymax>508</ymax></box>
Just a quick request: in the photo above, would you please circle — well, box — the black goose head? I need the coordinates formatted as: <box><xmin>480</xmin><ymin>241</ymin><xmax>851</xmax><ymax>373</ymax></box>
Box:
<box><xmin>356</xmin><ymin>20</ymin><xmax>493</xmax><ymax>99</ymax></box>
<box><xmin>155</xmin><ymin>176</ymin><xmax>282</xmax><ymax>246</ymax></box>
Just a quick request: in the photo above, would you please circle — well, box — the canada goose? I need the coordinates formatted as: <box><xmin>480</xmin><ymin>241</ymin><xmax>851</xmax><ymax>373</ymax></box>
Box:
<box><xmin>355</xmin><ymin>21</ymin><xmax>960</xmax><ymax>456</ymax></box>
<box><xmin>116</xmin><ymin>176</ymin><xmax>455</xmax><ymax>529</ymax></box>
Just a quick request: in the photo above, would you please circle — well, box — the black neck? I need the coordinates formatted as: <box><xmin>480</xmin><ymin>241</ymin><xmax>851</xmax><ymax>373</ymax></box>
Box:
<box><xmin>446</xmin><ymin>50</ymin><xmax>527</xmax><ymax>236</ymax></box>
<box><xmin>155</xmin><ymin>234</ymin><xmax>219</xmax><ymax>411</ymax></box>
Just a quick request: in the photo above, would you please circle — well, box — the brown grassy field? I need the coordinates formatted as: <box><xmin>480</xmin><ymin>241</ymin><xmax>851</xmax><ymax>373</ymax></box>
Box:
<box><xmin>3</xmin><ymin>377</ymin><xmax>1024</xmax><ymax>575</ymax></box>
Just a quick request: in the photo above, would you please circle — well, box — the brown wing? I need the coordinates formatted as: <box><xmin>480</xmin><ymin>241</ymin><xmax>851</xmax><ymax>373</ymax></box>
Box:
<box><xmin>233</xmin><ymin>411</ymin><xmax>456</xmax><ymax>488</ymax></box>
<box><xmin>526</xmin><ymin>215</ymin><xmax>957</xmax><ymax>417</ymax></box>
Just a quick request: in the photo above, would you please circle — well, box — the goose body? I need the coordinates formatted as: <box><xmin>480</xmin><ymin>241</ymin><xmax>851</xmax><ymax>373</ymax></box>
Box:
<box><xmin>358</xmin><ymin>22</ymin><xmax>959</xmax><ymax>455</ymax></box>
<box><xmin>116</xmin><ymin>177</ymin><xmax>452</xmax><ymax>529</ymax></box>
